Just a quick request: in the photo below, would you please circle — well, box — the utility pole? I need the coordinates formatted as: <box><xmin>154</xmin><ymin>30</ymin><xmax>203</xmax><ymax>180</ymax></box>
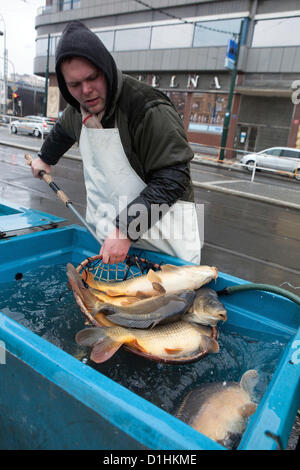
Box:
<box><xmin>0</xmin><ymin>15</ymin><xmax>7</xmax><ymax>116</ymax></box>
<box><xmin>219</xmin><ymin>19</ymin><xmax>245</xmax><ymax>161</ymax></box>
<box><xmin>43</xmin><ymin>34</ymin><xmax>50</xmax><ymax>117</ymax></box>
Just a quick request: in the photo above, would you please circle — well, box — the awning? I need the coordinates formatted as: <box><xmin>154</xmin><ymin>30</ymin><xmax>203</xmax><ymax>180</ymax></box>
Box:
<box><xmin>235</xmin><ymin>87</ymin><xmax>292</xmax><ymax>97</ymax></box>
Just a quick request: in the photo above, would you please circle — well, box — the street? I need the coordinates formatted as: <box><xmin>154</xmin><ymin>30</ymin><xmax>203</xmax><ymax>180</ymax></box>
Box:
<box><xmin>0</xmin><ymin>137</ymin><xmax>299</xmax><ymax>292</ymax></box>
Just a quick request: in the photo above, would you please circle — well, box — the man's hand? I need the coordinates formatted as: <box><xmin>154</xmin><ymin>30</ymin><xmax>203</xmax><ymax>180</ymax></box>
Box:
<box><xmin>100</xmin><ymin>228</ymin><xmax>131</xmax><ymax>264</ymax></box>
<box><xmin>31</xmin><ymin>157</ymin><xmax>51</xmax><ymax>178</ymax></box>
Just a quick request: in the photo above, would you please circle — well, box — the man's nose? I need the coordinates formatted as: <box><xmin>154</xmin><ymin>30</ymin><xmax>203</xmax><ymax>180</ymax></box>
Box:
<box><xmin>82</xmin><ymin>81</ymin><xmax>92</xmax><ymax>95</ymax></box>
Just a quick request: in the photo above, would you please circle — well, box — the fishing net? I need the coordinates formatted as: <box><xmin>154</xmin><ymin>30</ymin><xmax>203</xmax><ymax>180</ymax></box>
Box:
<box><xmin>76</xmin><ymin>254</ymin><xmax>162</xmax><ymax>284</ymax></box>
<box><xmin>73</xmin><ymin>254</ymin><xmax>218</xmax><ymax>364</ymax></box>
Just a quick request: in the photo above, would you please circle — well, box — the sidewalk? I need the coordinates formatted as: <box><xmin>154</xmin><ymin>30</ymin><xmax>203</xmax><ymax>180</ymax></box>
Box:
<box><xmin>193</xmin><ymin>153</ymin><xmax>300</xmax><ymax>211</ymax></box>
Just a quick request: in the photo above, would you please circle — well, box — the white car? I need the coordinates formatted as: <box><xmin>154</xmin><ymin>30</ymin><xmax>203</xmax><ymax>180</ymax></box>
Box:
<box><xmin>240</xmin><ymin>147</ymin><xmax>300</xmax><ymax>181</ymax></box>
<box><xmin>10</xmin><ymin>115</ymin><xmax>56</xmax><ymax>138</ymax></box>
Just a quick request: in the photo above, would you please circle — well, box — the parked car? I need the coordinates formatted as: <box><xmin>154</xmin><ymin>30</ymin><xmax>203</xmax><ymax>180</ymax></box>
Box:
<box><xmin>9</xmin><ymin>115</ymin><xmax>56</xmax><ymax>138</ymax></box>
<box><xmin>240</xmin><ymin>147</ymin><xmax>300</xmax><ymax>181</ymax></box>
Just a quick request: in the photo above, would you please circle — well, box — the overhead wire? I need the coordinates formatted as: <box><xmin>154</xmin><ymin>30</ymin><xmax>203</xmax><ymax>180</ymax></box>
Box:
<box><xmin>132</xmin><ymin>0</ymin><xmax>238</xmax><ymax>37</ymax></box>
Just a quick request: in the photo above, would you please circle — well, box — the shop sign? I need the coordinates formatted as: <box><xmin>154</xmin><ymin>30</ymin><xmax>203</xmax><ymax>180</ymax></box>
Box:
<box><xmin>137</xmin><ymin>73</ymin><xmax>219</xmax><ymax>90</ymax></box>
<box><xmin>224</xmin><ymin>39</ymin><xmax>237</xmax><ymax>70</ymax></box>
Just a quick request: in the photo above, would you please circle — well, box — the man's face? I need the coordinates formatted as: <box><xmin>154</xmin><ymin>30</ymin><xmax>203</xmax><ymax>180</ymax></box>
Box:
<box><xmin>61</xmin><ymin>57</ymin><xmax>107</xmax><ymax>114</ymax></box>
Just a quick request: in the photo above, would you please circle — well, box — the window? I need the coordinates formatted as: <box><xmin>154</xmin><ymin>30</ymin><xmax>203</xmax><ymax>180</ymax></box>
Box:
<box><xmin>36</xmin><ymin>37</ymin><xmax>49</xmax><ymax>56</ymax></box>
<box><xmin>280</xmin><ymin>149</ymin><xmax>300</xmax><ymax>159</ymax></box>
<box><xmin>59</xmin><ymin>0</ymin><xmax>80</xmax><ymax>11</ymax></box>
<box><xmin>36</xmin><ymin>36</ymin><xmax>60</xmax><ymax>56</ymax></box>
<box><xmin>151</xmin><ymin>23</ymin><xmax>194</xmax><ymax>49</ymax></box>
<box><xmin>188</xmin><ymin>93</ymin><xmax>228</xmax><ymax>133</ymax></box>
<box><xmin>252</xmin><ymin>17</ymin><xmax>300</xmax><ymax>47</ymax></box>
<box><xmin>96</xmin><ymin>31</ymin><xmax>115</xmax><ymax>51</ymax></box>
<box><xmin>265</xmin><ymin>148</ymin><xmax>282</xmax><ymax>156</ymax></box>
<box><xmin>193</xmin><ymin>18</ymin><xmax>242</xmax><ymax>47</ymax></box>
<box><xmin>115</xmin><ymin>27</ymin><xmax>151</xmax><ymax>51</ymax></box>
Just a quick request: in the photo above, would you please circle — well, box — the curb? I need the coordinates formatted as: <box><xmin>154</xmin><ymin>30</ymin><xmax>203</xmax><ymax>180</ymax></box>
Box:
<box><xmin>192</xmin><ymin>180</ymin><xmax>300</xmax><ymax>211</ymax></box>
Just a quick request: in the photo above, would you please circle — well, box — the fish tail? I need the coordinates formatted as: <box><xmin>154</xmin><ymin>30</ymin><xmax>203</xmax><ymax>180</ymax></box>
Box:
<box><xmin>67</xmin><ymin>263</ymin><xmax>101</xmax><ymax>315</ymax></box>
<box><xmin>66</xmin><ymin>263</ymin><xmax>86</xmax><ymax>302</ymax></box>
<box><xmin>75</xmin><ymin>327</ymin><xmax>123</xmax><ymax>363</ymax></box>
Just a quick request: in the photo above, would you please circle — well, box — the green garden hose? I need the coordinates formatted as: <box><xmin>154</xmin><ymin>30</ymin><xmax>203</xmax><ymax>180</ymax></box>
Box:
<box><xmin>217</xmin><ymin>283</ymin><xmax>300</xmax><ymax>307</ymax></box>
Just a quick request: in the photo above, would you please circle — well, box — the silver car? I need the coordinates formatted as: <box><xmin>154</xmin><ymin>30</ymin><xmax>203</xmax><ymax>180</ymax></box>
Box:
<box><xmin>240</xmin><ymin>147</ymin><xmax>300</xmax><ymax>181</ymax></box>
<box><xmin>10</xmin><ymin>115</ymin><xmax>56</xmax><ymax>138</ymax></box>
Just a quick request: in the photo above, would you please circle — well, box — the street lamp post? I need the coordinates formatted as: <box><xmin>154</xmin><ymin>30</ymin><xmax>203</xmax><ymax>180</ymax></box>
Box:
<box><xmin>43</xmin><ymin>34</ymin><xmax>50</xmax><ymax>117</ymax></box>
<box><xmin>0</xmin><ymin>14</ymin><xmax>7</xmax><ymax>116</ymax></box>
<box><xmin>219</xmin><ymin>19</ymin><xmax>245</xmax><ymax>161</ymax></box>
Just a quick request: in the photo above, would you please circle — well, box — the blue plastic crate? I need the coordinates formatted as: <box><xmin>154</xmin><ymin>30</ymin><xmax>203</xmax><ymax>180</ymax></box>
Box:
<box><xmin>0</xmin><ymin>224</ymin><xmax>299</xmax><ymax>450</ymax></box>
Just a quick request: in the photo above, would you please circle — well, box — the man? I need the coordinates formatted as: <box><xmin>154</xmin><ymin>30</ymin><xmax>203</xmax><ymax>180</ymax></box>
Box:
<box><xmin>31</xmin><ymin>21</ymin><xmax>200</xmax><ymax>264</ymax></box>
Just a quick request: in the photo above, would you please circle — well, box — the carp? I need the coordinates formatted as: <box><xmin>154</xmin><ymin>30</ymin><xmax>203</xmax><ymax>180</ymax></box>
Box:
<box><xmin>75</xmin><ymin>321</ymin><xmax>219</xmax><ymax>364</ymax></box>
<box><xmin>176</xmin><ymin>369</ymin><xmax>258</xmax><ymax>449</ymax></box>
<box><xmin>183</xmin><ymin>287</ymin><xmax>227</xmax><ymax>326</ymax></box>
<box><xmin>67</xmin><ymin>263</ymin><xmax>196</xmax><ymax>328</ymax></box>
<box><xmin>93</xmin><ymin>290</ymin><xmax>197</xmax><ymax>328</ymax></box>
<box><xmin>83</xmin><ymin>263</ymin><xmax>218</xmax><ymax>298</ymax></box>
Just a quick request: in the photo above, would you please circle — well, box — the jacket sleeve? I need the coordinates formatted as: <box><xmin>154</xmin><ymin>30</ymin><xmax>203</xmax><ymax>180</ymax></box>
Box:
<box><xmin>38</xmin><ymin>121</ymin><xmax>76</xmax><ymax>165</ymax></box>
<box><xmin>115</xmin><ymin>103</ymin><xmax>194</xmax><ymax>241</ymax></box>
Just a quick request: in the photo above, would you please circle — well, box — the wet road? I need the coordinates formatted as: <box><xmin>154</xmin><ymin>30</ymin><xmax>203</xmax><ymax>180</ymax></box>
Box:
<box><xmin>0</xmin><ymin>142</ymin><xmax>299</xmax><ymax>292</ymax></box>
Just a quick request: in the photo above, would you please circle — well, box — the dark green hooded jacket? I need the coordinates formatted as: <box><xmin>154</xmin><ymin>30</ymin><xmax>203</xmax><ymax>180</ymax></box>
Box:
<box><xmin>39</xmin><ymin>21</ymin><xmax>194</xmax><ymax>240</ymax></box>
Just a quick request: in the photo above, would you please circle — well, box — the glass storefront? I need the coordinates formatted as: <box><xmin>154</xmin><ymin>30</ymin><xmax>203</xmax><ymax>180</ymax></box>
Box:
<box><xmin>188</xmin><ymin>93</ymin><xmax>228</xmax><ymax>134</ymax></box>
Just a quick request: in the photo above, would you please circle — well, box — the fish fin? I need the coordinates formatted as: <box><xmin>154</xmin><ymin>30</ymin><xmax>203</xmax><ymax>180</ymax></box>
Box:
<box><xmin>130</xmin><ymin>338</ymin><xmax>148</xmax><ymax>353</ymax></box>
<box><xmin>106</xmin><ymin>314</ymin><xmax>157</xmax><ymax>330</ymax></box>
<box><xmin>238</xmin><ymin>403</ymin><xmax>257</xmax><ymax>418</ymax></box>
<box><xmin>152</xmin><ymin>282</ymin><xmax>166</xmax><ymax>294</ymax></box>
<box><xmin>135</xmin><ymin>290</ymin><xmax>150</xmax><ymax>299</ymax></box>
<box><xmin>90</xmin><ymin>338</ymin><xmax>123</xmax><ymax>363</ymax></box>
<box><xmin>79</xmin><ymin>287</ymin><xmax>103</xmax><ymax>315</ymax></box>
<box><xmin>201</xmin><ymin>335</ymin><xmax>219</xmax><ymax>353</ymax></box>
<box><xmin>75</xmin><ymin>327</ymin><xmax>122</xmax><ymax>363</ymax></box>
<box><xmin>97</xmin><ymin>304</ymin><xmax>117</xmax><ymax>315</ymax></box>
<box><xmin>160</xmin><ymin>264</ymin><xmax>177</xmax><ymax>271</ymax></box>
<box><xmin>147</xmin><ymin>269</ymin><xmax>162</xmax><ymax>283</ymax></box>
<box><xmin>164</xmin><ymin>347</ymin><xmax>184</xmax><ymax>355</ymax></box>
<box><xmin>210</xmin><ymin>338</ymin><xmax>220</xmax><ymax>353</ymax></box>
<box><xmin>75</xmin><ymin>327</ymin><xmax>106</xmax><ymax>347</ymax></box>
<box><xmin>240</xmin><ymin>370</ymin><xmax>259</xmax><ymax>397</ymax></box>
<box><xmin>120</xmin><ymin>298</ymin><xmax>139</xmax><ymax>306</ymax></box>
<box><xmin>106</xmin><ymin>288</ymin><xmax>124</xmax><ymax>297</ymax></box>
<box><xmin>94</xmin><ymin>313</ymin><xmax>115</xmax><ymax>327</ymax></box>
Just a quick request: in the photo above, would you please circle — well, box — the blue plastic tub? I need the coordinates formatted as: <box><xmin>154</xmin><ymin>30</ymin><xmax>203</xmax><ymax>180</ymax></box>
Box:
<box><xmin>0</xmin><ymin>224</ymin><xmax>299</xmax><ymax>450</ymax></box>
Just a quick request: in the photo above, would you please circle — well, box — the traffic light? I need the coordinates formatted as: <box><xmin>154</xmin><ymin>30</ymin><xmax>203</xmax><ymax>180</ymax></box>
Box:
<box><xmin>13</xmin><ymin>92</ymin><xmax>18</xmax><ymax>100</ymax></box>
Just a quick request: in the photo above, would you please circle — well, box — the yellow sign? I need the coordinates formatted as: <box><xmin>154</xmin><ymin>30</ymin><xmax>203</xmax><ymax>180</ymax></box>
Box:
<box><xmin>47</xmin><ymin>86</ymin><xmax>60</xmax><ymax>118</ymax></box>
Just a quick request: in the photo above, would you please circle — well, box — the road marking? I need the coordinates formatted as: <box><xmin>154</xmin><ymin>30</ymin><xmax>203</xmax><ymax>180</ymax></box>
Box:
<box><xmin>192</xmin><ymin>180</ymin><xmax>300</xmax><ymax>211</ymax></box>
<box><xmin>197</xmin><ymin>179</ymin><xmax>246</xmax><ymax>185</ymax></box>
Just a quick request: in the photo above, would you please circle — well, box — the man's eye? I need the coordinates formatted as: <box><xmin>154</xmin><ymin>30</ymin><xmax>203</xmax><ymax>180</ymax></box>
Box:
<box><xmin>88</xmin><ymin>74</ymin><xmax>98</xmax><ymax>81</ymax></box>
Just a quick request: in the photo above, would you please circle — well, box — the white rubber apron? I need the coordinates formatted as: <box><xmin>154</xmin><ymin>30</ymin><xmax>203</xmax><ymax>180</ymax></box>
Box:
<box><xmin>79</xmin><ymin>126</ymin><xmax>201</xmax><ymax>263</ymax></box>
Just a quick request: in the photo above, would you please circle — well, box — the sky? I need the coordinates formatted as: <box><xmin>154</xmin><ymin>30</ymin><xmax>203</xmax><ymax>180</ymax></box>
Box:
<box><xmin>0</xmin><ymin>0</ymin><xmax>45</xmax><ymax>77</ymax></box>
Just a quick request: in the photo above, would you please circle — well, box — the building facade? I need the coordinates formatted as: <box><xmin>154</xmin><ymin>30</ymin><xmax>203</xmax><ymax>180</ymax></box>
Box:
<box><xmin>34</xmin><ymin>0</ymin><xmax>300</xmax><ymax>155</ymax></box>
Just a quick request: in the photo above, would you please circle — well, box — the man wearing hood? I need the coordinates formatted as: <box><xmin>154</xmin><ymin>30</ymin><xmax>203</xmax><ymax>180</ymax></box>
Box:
<box><xmin>31</xmin><ymin>21</ymin><xmax>201</xmax><ymax>265</ymax></box>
